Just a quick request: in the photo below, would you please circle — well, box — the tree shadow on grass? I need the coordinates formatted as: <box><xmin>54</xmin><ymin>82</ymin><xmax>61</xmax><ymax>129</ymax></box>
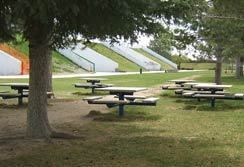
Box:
<box><xmin>90</xmin><ymin>110</ymin><xmax>161</xmax><ymax>123</ymax></box>
<box><xmin>176</xmin><ymin>98</ymin><xmax>244</xmax><ymax>112</ymax></box>
<box><xmin>5</xmin><ymin>126</ymin><xmax>239</xmax><ymax>167</ymax></box>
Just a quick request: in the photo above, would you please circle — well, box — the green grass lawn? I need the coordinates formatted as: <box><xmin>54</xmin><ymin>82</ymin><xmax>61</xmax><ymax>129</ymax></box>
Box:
<box><xmin>87</xmin><ymin>43</ymin><xmax>143</xmax><ymax>72</ymax></box>
<box><xmin>2</xmin><ymin>71</ymin><xmax>244</xmax><ymax>166</ymax></box>
<box><xmin>181</xmin><ymin>62</ymin><xmax>229</xmax><ymax>70</ymax></box>
<box><xmin>133</xmin><ymin>48</ymin><xmax>175</xmax><ymax>70</ymax></box>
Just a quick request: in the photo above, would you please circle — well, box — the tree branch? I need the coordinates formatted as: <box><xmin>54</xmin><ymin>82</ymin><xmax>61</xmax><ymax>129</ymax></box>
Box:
<box><xmin>205</xmin><ymin>15</ymin><xmax>244</xmax><ymax>21</ymax></box>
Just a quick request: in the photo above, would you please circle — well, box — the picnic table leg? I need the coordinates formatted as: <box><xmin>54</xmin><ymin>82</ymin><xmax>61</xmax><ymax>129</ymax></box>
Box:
<box><xmin>91</xmin><ymin>87</ymin><xmax>95</xmax><ymax>94</ymax></box>
<box><xmin>118</xmin><ymin>93</ymin><xmax>125</xmax><ymax>117</ymax></box>
<box><xmin>210</xmin><ymin>97</ymin><xmax>215</xmax><ymax>107</ymax></box>
<box><xmin>91</xmin><ymin>81</ymin><xmax>96</xmax><ymax>94</ymax></box>
<box><xmin>17</xmin><ymin>89</ymin><xmax>23</xmax><ymax>105</ymax></box>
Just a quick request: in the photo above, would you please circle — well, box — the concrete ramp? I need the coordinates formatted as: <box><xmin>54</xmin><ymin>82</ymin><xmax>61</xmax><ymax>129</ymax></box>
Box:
<box><xmin>0</xmin><ymin>50</ymin><xmax>21</xmax><ymax>75</ymax></box>
<box><xmin>102</xmin><ymin>42</ymin><xmax>161</xmax><ymax>71</ymax></box>
<box><xmin>141</xmin><ymin>46</ymin><xmax>177</xmax><ymax>69</ymax></box>
<box><xmin>58</xmin><ymin>44</ymin><xmax>118</xmax><ymax>72</ymax></box>
<box><xmin>0</xmin><ymin>43</ymin><xmax>29</xmax><ymax>74</ymax></box>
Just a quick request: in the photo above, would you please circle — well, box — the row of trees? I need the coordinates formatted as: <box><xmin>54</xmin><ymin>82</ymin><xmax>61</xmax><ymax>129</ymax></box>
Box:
<box><xmin>0</xmin><ymin>0</ymin><xmax>202</xmax><ymax>139</ymax></box>
<box><xmin>149</xmin><ymin>0</ymin><xmax>244</xmax><ymax>84</ymax></box>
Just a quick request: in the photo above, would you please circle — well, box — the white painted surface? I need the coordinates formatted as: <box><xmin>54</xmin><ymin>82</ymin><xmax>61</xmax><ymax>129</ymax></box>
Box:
<box><xmin>141</xmin><ymin>46</ymin><xmax>178</xmax><ymax>69</ymax></box>
<box><xmin>0</xmin><ymin>50</ymin><xmax>21</xmax><ymax>75</ymax></box>
<box><xmin>58</xmin><ymin>44</ymin><xmax>118</xmax><ymax>72</ymax></box>
<box><xmin>102</xmin><ymin>42</ymin><xmax>161</xmax><ymax>71</ymax></box>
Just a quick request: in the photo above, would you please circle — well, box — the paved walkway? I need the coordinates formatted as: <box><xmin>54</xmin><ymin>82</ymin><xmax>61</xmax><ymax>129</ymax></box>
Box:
<box><xmin>0</xmin><ymin>70</ymin><xmax>203</xmax><ymax>79</ymax></box>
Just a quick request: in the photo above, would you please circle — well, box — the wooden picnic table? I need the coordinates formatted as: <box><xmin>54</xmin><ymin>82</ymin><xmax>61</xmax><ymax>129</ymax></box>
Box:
<box><xmin>95</xmin><ymin>87</ymin><xmax>147</xmax><ymax>116</ymax></box>
<box><xmin>0</xmin><ymin>83</ymin><xmax>29</xmax><ymax>105</ymax></box>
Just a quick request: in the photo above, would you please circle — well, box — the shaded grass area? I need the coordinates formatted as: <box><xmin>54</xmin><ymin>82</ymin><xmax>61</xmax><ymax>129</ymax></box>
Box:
<box><xmin>2</xmin><ymin>71</ymin><xmax>244</xmax><ymax>166</ymax></box>
<box><xmin>133</xmin><ymin>48</ymin><xmax>174</xmax><ymax>70</ymax></box>
<box><xmin>87</xmin><ymin>43</ymin><xmax>142</xmax><ymax>72</ymax></box>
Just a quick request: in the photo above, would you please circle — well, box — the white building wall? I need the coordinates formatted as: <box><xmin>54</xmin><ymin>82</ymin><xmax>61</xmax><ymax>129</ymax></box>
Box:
<box><xmin>102</xmin><ymin>42</ymin><xmax>161</xmax><ymax>71</ymax></box>
<box><xmin>58</xmin><ymin>47</ymin><xmax>94</xmax><ymax>72</ymax></box>
<box><xmin>141</xmin><ymin>46</ymin><xmax>178</xmax><ymax>69</ymax></box>
<box><xmin>0</xmin><ymin>50</ymin><xmax>21</xmax><ymax>75</ymax></box>
<box><xmin>58</xmin><ymin>44</ymin><xmax>118</xmax><ymax>72</ymax></box>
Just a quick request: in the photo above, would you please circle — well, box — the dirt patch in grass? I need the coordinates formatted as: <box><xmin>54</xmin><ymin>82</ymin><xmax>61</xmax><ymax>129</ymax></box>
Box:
<box><xmin>0</xmin><ymin>99</ymin><xmax>109</xmax><ymax>160</ymax></box>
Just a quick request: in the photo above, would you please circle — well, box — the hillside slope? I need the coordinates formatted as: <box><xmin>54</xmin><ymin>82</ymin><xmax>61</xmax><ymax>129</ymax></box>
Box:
<box><xmin>87</xmin><ymin>43</ymin><xmax>144</xmax><ymax>72</ymax></box>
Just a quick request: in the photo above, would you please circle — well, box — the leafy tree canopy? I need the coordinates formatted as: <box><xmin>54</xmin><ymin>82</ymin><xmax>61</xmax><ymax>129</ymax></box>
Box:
<box><xmin>1</xmin><ymin>0</ymin><xmax>197</xmax><ymax>47</ymax></box>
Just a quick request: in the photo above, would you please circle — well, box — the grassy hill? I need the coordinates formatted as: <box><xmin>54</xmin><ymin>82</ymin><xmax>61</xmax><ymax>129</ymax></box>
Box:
<box><xmin>132</xmin><ymin>48</ymin><xmax>175</xmax><ymax>70</ymax></box>
<box><xmin>181</xmin><ymin>62</ymin><xmax>229</xmax><ymax>70</ymax></box>
<box><xmin>87</xmin><ymin>43</ymin><xmax>144</xmax><ymax>72</ymax></box>
<box><xmin>7</xmin><ymin>41</ymin><xmax>86</xmax><ymax>74</ymax></box>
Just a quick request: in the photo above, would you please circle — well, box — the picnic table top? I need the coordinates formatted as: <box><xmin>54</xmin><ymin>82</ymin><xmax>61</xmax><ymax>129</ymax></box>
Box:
<box><xmin>184</xmin><ymin>82</ymin><xmax>216</xmax><ymax>86</ymax></box>
<box><xmin>0</xmin><ymin>83</ymin><xmax>29</xmax><ymax>87</ymax></box>
<box><xmin>95</xmin><ymin>87</ymin><xmax>147</xmax><ymax>93</ymax></box>
<box><xmin>169</xmin><ymin>79</ymin><xmax>196</xmax><ymax>83</ymax></box>
<box><xmin>193</xmin><ymin>84</ymin><xmax>232</xmax><ymax>89</ymax></box>
<box><xmin>79</xmin><ymin>78</ymin><xmax>108</xmax><ymax>81</ymax></box>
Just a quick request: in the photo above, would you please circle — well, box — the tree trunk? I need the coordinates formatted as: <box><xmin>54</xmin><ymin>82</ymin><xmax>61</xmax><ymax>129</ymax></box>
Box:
<box><xmin>215</xmin><ymin>48</ymin><xmax>222</xmax><ymax>85</ymax></box>
<box><xmin>27</xmin><ymin>36</ymin><xmax>52</xmax><ymax>138</ymax></box>
<box><xmin>47</xmin><ymin>48</ymin><xmax>53</xmax><ymax>93</ymax></box>
<box><xmin>235</xmin><ymin>56</ymin><xmax>241</xmax><ymax>79</ymax></box>
<box><xmin>240</xmin><ymin>57</ymin><xmax>243</xmax><ymax>77</ymax></box>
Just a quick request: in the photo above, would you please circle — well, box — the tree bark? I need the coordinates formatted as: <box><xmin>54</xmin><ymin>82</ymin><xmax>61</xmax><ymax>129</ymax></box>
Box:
<box><xmin>215</xmin><ymin>47</ymin><xmax>223</xmax><ymax>85</ymax></box>
<box><xmin>240</xmin><ymin>57</ymin><xmax>243</xmax><ymax>77</ymax></box>
<box><xmin>27</xmin><ymin>31</ymin><xmax>52</xmax><ymax>138</ymax></box>
<box><xmin>47</xmin><ymin>48</ymin><xmax>53</xmax><ymax>93</ymax></box>
<box><xmin>235</xmin><ymin>56</ymin><xmax>241</xmax><ymax>79</ymax></box>
<box><xmin>26</xmin><ymin>24</ymin><xmax>78</xmax><ymax>139</ymax></box>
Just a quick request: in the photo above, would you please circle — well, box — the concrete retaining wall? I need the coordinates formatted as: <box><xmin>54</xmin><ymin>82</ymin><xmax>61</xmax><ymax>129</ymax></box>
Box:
<box><xmin>141</xmin><ymin>47</ymin><xmax>177</xmax><ymax>69</ymax></box>
<box><xmin>58</xmin><ymin>44</ymin><xmax>118</xmax><ymax>72</ymax></box>
<box><xmin>102</xmin><ymin>42</ymin><xmax>161</xmax><ymax>71</ymax></box>
<box><xmin>0</xmin><ymin>50</ymin><xmax>21</xmax><ymax>75</ymax></box>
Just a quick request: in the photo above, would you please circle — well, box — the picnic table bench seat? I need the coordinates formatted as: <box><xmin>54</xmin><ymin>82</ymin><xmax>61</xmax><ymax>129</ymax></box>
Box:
<box><xmin>177</xmin><ymin>89</ymin><xmax>230</xmax><ymax>95</ymax></box>
<box><xmin>75</xmin><ymin>83</ymin><xmax>99</xmax><ymax>88</ymax></box>
<box><xmin>95</xmin><ymin>83</ymin><xmax>114</xmax><ymax>87</ymax></box>
<box><xmin>0</xmin><ymin>90</ymin><xmax>9</xmax><ymax>93</ymax></box>
<box><xmin>83</xmin><ymin>95</ymin><xmax>160</xmax><ymax>107</ymax></box>
<box><xmin>142</xmin><ymin>97</ymin><xmax>160</xmax><ymax>103</ymax></box>
<box><xmin>163</xmin><ymin>86</ymin><xmax>191</xmax><ymax>90</ymax></box>
<box><xmin>0</xmin><ymin>93</ymin><xmax>21</xmax><ymax>99</ymax></box>
<box><xmin>114</xmin><ymin>95</ymin><xmax>147</xmax><ymax>101</ymax></box>
<box><xmin>162</xmin><ymin>85</ymin><xmax>171</xmax><ymax>89</ymax></box>
<box><xmin>184</xmin><ymin>93</ymin><xmax>244</xmax><ymax>107</ymax></box>
<box><xmin>193</xmin><ymin>93</ymin><xmax>244</xmax><ymax>99</ymax></box>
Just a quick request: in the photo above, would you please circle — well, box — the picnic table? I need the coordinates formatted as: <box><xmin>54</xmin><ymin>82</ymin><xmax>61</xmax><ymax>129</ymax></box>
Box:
<box><xmin>79</xmin><ymin>77</ymin><xmax>108</xmax><ymax>84</ymax></box>
<box><xmin>83</xmin><ymin>87</ymin><xmax>159</xmax><ymax>117</ymax></box>
<box><xmin>193</xmin><ymin>84</ymin><xmax>232</xmax><ymax>94</ymax></box>
<box><xmin>95</xmin><ymin>87</ymin><xmax>147</xmax><ymax>116</ymax></box>
<box><xmin>169</xmin><ymin>79</ymin><xmax>195</xmax><ymax>87</ymax></box>
<box><xmin>188</xmin><ymin>84</ymin><xmax>234</xmax><ymax>107</ymax></box>
<box><xmin>0</xmin><ymin>83</ymin><xmax>29</xmax><ymax>105</ymax></box>
<box><xmin>163</xmin><ymin>79</ymin><xmax>195</xmax><ymax>90</ymax></box>
<box><xmin>75</xmin><ymin>77</ymin><xmax>112</xmax><ymax>94</ymax></box>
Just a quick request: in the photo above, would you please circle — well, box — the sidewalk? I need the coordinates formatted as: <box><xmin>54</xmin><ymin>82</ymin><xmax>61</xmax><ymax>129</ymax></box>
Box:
<box><xmin>0</xmin><ymin>70</ymin><xmax>203</xmax><ymax>79</ymax></box>
<box><xmin>0</xmin><ymin>71</ymin><xmax>163</xmax><ymax>79</ymax></box>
